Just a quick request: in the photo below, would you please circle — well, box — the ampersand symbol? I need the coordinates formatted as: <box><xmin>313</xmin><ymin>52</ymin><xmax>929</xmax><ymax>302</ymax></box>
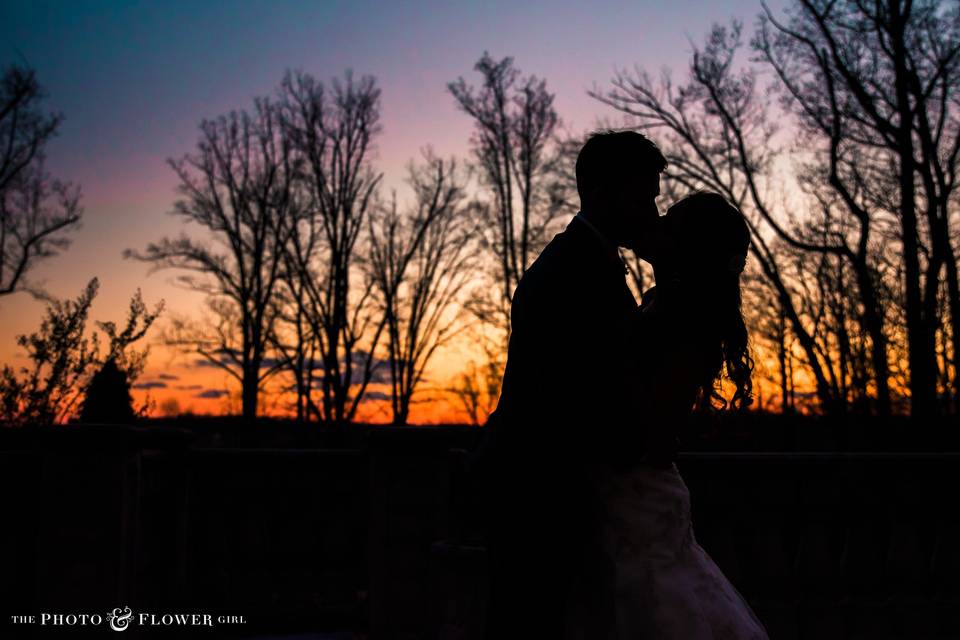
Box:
<box><xmin>107</xmin><ymin>607</ymin><xmax>133</xmax><ymax>632</ymax></box>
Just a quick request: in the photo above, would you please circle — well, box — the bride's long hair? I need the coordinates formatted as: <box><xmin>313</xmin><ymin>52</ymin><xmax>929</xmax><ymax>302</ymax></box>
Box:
<box><xmin>663</xmin><ymin>192</ymin><xmax>754</xmax><ymax>411</ymax></box>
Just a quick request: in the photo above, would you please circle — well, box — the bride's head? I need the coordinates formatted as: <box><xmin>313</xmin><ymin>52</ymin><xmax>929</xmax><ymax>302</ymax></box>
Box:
<box><xmin>662</xmin><ymin>192</ymin><xmax>753</xmax><ymax>410</ymax></box>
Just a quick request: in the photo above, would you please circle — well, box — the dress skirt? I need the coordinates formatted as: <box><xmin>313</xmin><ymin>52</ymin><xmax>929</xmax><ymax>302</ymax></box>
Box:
<box><xmin>565</xmin><ymin>462</ymin><xmax>770</xmax><ymax>640</ymax></box>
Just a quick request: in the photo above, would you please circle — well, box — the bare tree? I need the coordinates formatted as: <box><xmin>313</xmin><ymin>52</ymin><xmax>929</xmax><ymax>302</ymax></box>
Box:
<box><xmin>277</xmin><ymin>70</ymin><xmax>384</xmax><ymax>425</ymax></box>
<box><xmin>0</xmin><ymin>65</ymin><xmax>82</xmax><ymax>298</ymax></box>
<box><xmin>756</xmin><ymin>0</ymin><xmax>960</xmax><ymax>416</ymax></box>
<box><xmin>124</xmin><ymin>96</ymin><xmax>297</xmax><ymax>421</ymax></box>
<box><xmin>267</xmin><ymin>178</ymin><xmax>320</xmax><ymax>423</ymax></box>
<box><xmin>366</xmin><ymin>152</ymin><xmax>476</xmax><ymax>424</ymax></box>
<box><xmin>267</xmin><ymin>266</ymin><xmax>321</xmax><ymax>423</ymax></box>
<box><xmin>448</xmin><ymin>53</ymin><xmax>567</xmax><ymax>338</ymax></box>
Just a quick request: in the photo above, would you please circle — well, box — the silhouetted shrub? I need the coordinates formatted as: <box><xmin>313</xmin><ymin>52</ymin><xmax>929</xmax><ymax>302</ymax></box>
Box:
<box><xmin>79</xmin><ymin>358</ymin><xmax>136</xmax><ymax>425</ymax></box>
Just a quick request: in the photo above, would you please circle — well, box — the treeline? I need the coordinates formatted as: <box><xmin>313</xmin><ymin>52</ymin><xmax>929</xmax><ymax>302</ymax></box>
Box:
<box><xmin>593</xmin><ymin>0</ymin><xmax>960</xmax><ymax>419</ymax></box>
<box><xmin>2</xmin><ymin>0</ymin><xmax>958</xmax><ymax>424</ymax></box>
<box><xmin>110</xmin><ymin>52</ymin><xmax>578</xmax><ymax>425</ymax></box>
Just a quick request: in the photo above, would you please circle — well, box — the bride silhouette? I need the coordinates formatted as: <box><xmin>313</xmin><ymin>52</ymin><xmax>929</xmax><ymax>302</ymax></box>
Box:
<box><xmin>469</xmin><ymin>131</ymin><xmax>770</xmax><ymax>639</ymax></box>
<box><xmin>565</xmin><ymin>191</ymin><xmax>769</xmax><ymax>639</ymax></box>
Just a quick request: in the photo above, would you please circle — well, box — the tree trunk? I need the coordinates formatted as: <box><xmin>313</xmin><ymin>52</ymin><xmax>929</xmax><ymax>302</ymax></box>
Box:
<box><xmin>853</xmin><ymin>255</ymin><xmax>892</xmax><ymax>415</ymax></box>
<box><xmin>242</xmin><ymin>370</ymin><xmax>259</xmax><ymax>422</ymax></box>
<box><xmin>889</xmin><ymin>7</ymin><xmax>938</xmax><ymax>418</ymax></box>
<box><xmin>777</xmin><ymin>305</ymin><xmax>790</xmax><ymax>412</ymax></box>
<box><xmin>944</xmin><ymin>246</ymin><xmax>960</xmax><ymax>413</ymax></box>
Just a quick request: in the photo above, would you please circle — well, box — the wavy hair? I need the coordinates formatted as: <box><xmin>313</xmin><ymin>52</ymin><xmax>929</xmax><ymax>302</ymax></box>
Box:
<box><xmin>663</xmin><ymin>192</ymin><xmax>754</xmax><ymax>411</ymax></box>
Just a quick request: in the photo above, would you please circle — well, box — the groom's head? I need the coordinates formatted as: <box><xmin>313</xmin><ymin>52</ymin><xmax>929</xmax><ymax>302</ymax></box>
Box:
<box><xmin>576</xmin><ymin>130</ymin><xmax>666</xmax><ymax>258</ymax></box>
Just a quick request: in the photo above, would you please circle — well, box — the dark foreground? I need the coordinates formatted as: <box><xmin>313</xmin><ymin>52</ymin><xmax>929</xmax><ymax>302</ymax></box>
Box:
<box><xmin>1</xmin><ymin>417</ymin><xmax>958</xmax><ymax>639</ymax></box>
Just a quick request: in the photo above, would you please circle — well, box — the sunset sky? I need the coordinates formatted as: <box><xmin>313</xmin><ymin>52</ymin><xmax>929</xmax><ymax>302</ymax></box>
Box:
<box><xmin>1</xmin><ymin>0</ymin><xmax>786</xmax><ymax>421</ymax></box>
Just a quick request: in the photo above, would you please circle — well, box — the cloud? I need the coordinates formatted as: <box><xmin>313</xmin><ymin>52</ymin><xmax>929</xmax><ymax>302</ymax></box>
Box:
<box><xmin>190</xmin><ymin>355</ymin><xmax>286</xmax><ymax>371</ymax></box>
<box><xmin>362</xmin><ymin>390</ymin><xmax>390</xmax><ymax>401</ymax></box>
<box><xmin>365</xmin><ymin>367</ymin><xmax>391</xmax><ymax>385</ymax></box>
<box><xmin>157</xmin><ymin>373</ymin><xmax>179</xmax><ymax>380</ymax></box>
<box><xmin>259</xmin><ymin>357</ymin><xmax>284</xmax><ymax>370</ymax></box>
<box><xmin>351</xmin><ymin>351</ymin><xmax>392</xmax><ymax>384</ymax></box>
<box><xmin>192</xmin><ymin>359</ymin><xmax>225</xmax><ymax>368</ymax></box>
<box><xmin>194</xmin><ymin>389</ymin><xmax>229</xmax><ymax>399</ymax></box>
<box><xmin>175</xmin><ymin>384</ymin><xmax>202</xmax><ymax>390</ymax></box>
<box><xmin>133</xmin><ymin>381</ymin><xmax>167</xmax><ymax>389</ymax></box>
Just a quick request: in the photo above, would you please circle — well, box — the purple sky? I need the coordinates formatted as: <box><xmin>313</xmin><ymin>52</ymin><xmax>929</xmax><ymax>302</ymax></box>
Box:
<box><xmin>1</xmin><ymin>0</ymin><xmax>783</xmax><ymax>416</ymax></box>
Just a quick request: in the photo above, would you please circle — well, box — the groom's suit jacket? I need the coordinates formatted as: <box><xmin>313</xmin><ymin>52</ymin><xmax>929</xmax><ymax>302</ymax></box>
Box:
<box><xmin>477</xmin><ymin>213</ymin><xmax>640</xmax><ymax>480</ymax></box>
<box><xmin>471</xmin><ymin>213</ymin><xmax>641</xmax><ymax>638</ymax></box>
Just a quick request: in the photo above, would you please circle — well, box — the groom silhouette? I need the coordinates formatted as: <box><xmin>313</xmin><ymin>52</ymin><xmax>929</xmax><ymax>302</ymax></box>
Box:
<box><xmin>471</xmin><ymin>130</ymin><xmax>667</xmax><ymax>638</ymax></box>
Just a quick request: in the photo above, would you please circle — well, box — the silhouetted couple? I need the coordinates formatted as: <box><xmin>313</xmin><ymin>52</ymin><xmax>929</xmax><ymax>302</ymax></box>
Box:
<box><xmin>470</xmin><ymin>131</ymin><xmax>770</xmax><ymax>639</ymax></box>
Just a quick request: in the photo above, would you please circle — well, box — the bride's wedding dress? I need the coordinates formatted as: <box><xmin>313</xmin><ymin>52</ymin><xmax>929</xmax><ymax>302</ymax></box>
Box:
<box><xmin>563</xmin><ymin>290</ymin><xmax>770</xmax><ymax>639</ymax></box>
<box><xmin>586</xmin><ymin>461</ymin><xmax>770</xmax><ymax>639</ymax></box>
